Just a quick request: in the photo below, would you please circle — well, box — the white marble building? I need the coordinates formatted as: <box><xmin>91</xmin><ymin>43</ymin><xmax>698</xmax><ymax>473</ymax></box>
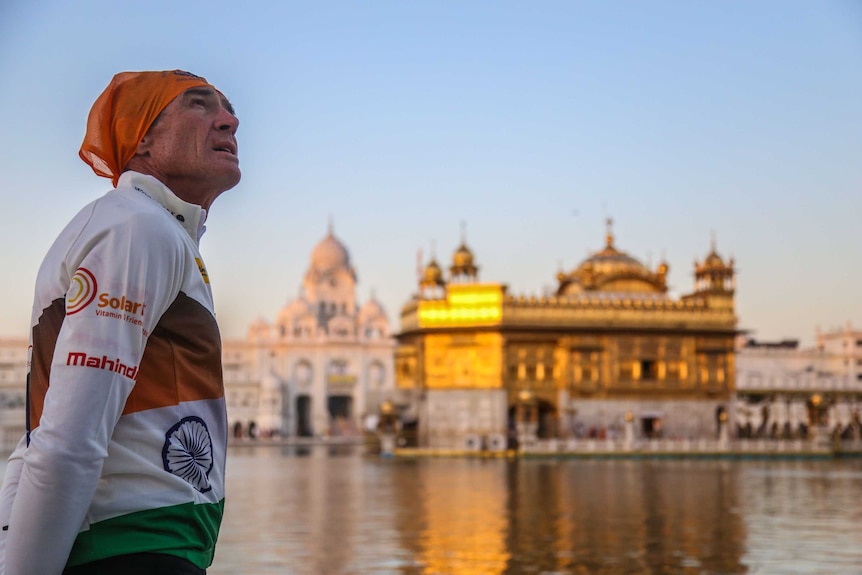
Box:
<box><xmin>0</xmin><ymin>337</ymin><xmax>27</xmax><ymax>450</ymax></box>
<box><xmin>734</xmin><ymin>324</ymin><xmax>862</xmax><ymax>438</ymax></box>
<box><xmin>0</xmin><ymin>227</ymin><xmax>396</xmax><ymax>445</ymax></box>
<box><xmin>222</xmin><ymin>226</ymin><xmax>396</xmax><ymax>438</ymax></box>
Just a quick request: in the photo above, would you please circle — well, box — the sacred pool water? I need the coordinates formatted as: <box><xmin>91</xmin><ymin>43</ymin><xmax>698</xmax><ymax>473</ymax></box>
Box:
<box><xmin>2</xmin><ymin>446</ymin><xmax>861</xmax><ymax>574</ymax></box>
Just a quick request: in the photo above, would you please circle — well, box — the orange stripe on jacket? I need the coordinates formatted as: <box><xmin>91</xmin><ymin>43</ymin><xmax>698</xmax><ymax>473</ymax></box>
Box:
<box><xmin>28</xmin><ymin>293</ymin><xmax>223</xmax><ymax>428</ymax></box>
<box><xmin>124</xmin><ymin>293</ymin><xmax>224</xmax><ymax>415</ymax></box>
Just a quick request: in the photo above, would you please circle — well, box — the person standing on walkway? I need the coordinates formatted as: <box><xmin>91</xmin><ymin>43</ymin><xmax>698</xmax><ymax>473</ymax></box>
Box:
<box><xmin>0</xmin><ymin>69</ymin><xmax>241</xmax><ymax>575</ymax></box>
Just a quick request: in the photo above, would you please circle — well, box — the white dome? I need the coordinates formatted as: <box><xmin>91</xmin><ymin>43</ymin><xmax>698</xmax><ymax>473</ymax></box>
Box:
<box><xmin>278</xmin><ymin>297</ymin><xmax>313</xmax><ymax>323</ymax></box>
<box><xmin>359</xmin><ymin>298</ymin><xmax>387</xmax><ymax>322</ymax></box>
<box><xmin>310</xmin><ymin>233</ymin><xmax>350</xmax><ymax>273</ymax></box>
<box><xmin>247</xmin><ymin>317</ymin><xmax>272</xmax><ymax>340</ymax></box>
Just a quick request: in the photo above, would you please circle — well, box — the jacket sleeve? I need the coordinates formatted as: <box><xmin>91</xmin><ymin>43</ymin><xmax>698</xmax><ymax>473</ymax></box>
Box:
<box><xmin>2</xmin><ymin>209</ymin><xmax>183</xmax><ymax>575</ymax></box>
<box><xmin>0</xmin><ymin>436</ymin><xmax>26</xmax><ymax>574</ymax></box>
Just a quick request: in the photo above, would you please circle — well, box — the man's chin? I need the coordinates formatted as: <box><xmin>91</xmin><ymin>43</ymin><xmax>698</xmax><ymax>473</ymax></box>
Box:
<box><xmin>217</xmin><ymin>167</ymin><xmax>242</xmax><ymax>192</ymax></box>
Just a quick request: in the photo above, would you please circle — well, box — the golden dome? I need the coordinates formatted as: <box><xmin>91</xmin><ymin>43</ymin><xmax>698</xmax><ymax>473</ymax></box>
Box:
<box><xmin>556</xmin><ymin>219</ymin><xmax>667</xmax><ymax>295</ymax></box>
<box><xmin>449</xmin><ymin>239</ymin><xmax>478</xmax><ymax>281</ymax></box>
<box><xmin>696</xmin><ymin>236</ymin><xmax>733</xmax><ymax>274</ymax></box>
<box><xmin>579</xmin><ymin>242</ymin><xmax>650</xmax><ymax>278</ymax></box>
<box><xmin>423</xmin><ymin>259</ymin><xmax>444</xmax><ymax>285</ymax></box>
<box><xmin>703</xmin><ymin>251</ymin><xmax>725</xmax><ymax>268</ymax></box>
<box><xmin>452</xmin><ymin>243</ymin><xmax>474</xmax><ymax>268</ymax></box>
<box><xmin>693</xmin><ymin>239</ymin><xmax>735</xmax><ymax>294</ymax></box>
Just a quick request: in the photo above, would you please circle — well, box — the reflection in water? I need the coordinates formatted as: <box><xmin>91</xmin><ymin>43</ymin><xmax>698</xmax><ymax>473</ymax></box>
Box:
<box><xmin>2</xmin><ymin>447</ymin><xmax>854</xmax><ymax>574</ymax></box>
<box><xmin>209</xmin><ymin>449</ymin><xmax>862</xmax><ymax>574</ymax></box>
<box><xmin>499</xmin><ymin>460</ymin><xmax>746</xmax><ymax>574</ymax></box>
<box><xmin>411</xmin><ymin>459</ymin><xmax>509</xmax><ymax>574</ymax></box>
<box><xmin>740</xmin><ymin>466</ymin><xmax>862</xmax><ymax>572</ymax></box>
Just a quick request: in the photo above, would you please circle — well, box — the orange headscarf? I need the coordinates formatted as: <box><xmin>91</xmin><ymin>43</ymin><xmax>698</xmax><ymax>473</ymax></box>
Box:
<box><xmin>79</xmin><ymin>70</ymin><xmax>213</xmax><ymax>187</ymax></box>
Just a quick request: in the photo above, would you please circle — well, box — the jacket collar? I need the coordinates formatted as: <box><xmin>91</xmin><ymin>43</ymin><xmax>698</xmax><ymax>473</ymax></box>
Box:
<box><xmin>118</xmin><ymin>171</ymin><xmax>208</xmax><ymax>241</ymax></box>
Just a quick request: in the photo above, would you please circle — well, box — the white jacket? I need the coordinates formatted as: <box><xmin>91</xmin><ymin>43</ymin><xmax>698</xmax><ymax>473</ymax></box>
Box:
<box><xmin>0</xmin><ymin>172</ymin><xmax>227</xmax><ymax>574</ymax></box>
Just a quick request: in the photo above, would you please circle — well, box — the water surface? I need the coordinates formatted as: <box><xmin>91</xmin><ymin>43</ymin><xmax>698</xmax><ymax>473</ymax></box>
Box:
<box><xmin>1</xmin><ymin>447</ymin><xmax>859</xmax><ymax>573</ymax></box>
<box><xmin>210</xmin><ymin>447</ymin><xmax>862</xmax><ymax>574</ymax></box>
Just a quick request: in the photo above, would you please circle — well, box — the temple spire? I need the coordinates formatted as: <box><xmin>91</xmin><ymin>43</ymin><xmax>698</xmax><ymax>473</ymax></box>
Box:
<box><xmin>605</xmin><ymin>217</ymin><xmax>615</xmax><ymax>248</ymax></box>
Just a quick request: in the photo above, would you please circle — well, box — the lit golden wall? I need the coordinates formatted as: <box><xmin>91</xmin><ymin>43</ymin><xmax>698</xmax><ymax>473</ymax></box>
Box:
<box><xmin>424</xmin><ymin>333</ymin><xmax>503</xmax><ymax>389</ymax></box>
<box><xmin>397</xmin><ymin>284</ymin><xmax>736</xmax><ymax>402</ymax></box>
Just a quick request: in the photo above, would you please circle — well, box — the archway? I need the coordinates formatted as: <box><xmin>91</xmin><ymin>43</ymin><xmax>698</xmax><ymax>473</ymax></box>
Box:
<box><xmin>296</xmin><ymin>395</ymin><xmax>312</xmax><ymax>437</ymax></box>
<box><xmin>328</xmin><ymin>395</ymin><xmax>354</xmax><ymax>436</ymax></box>
<box><xmin>535</xmin><ymin>399</ymin><xmax>557</xmax><ymax>439</ymax></box>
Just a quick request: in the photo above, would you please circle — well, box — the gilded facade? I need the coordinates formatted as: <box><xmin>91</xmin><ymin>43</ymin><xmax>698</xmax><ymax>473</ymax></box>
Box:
<box><xmin>395</xmin><ymin>222</ymin><xmax>738</xmax><ymax>449</ymax></box>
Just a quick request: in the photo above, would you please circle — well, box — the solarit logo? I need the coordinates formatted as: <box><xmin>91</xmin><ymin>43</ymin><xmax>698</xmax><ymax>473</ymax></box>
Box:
<box><xmin>66</xmin><ymin>268</ymin><xmax>146</xmax><ymax>318</ymax></box>
<box><xmin>67</xmin><ymin>268</ymin><xmax>98</xmax><ymax>315</ymax></box>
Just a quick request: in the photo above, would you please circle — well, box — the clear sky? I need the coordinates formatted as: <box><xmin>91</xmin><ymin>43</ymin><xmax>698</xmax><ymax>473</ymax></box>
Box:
<box><xmin>1</xmin><ymin>1</ymin><xmax>860</xmax><ymax>345</ymax></box>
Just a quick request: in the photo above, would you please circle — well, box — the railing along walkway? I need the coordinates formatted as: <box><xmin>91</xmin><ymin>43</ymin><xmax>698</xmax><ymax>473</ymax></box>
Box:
<box><xmin>519</xmin><ymin>437</ymin><xmax>862</xmax><ymax>457</ymax></box>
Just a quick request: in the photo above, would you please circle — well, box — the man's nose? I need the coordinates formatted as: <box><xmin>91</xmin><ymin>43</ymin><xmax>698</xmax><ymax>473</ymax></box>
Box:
<box><xmin>217</xmin><ymin>107</ymin><xmax>239</xmax><ymax>133</ymax></box>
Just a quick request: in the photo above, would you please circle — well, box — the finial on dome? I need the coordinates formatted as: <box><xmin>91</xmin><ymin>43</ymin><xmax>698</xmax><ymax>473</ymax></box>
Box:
<box><xmin>460</xmin><ymin>220</ymin><xmax>467</xmax><ymax>244</ymax></box>
<box><xmin>605</xmin><ymin>217</ymin><xmax>615</xmax><ymax>248</ymax></box>
<box><xmin>327</xmin><ymin>215</ymin><xmax>334</xmax><ymax>236</ymax></box>
<box><xmin>710</xmin><ymin>230</ymin><xmax>717</xmax><ymax>253</ymax></box>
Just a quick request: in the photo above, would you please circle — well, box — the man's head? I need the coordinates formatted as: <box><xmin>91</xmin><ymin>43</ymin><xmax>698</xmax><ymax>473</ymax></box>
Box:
<box><xmin>80</xmin><ymin>70</ymin><xmax>240</xmax><ymax>210</ymax></box>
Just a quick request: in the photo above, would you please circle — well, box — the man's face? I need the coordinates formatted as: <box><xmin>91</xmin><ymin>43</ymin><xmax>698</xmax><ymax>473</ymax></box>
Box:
<box><xmin>141</xmin><ymin>86</ymin><xmax>241</xmax><ymax>196</ymax></box>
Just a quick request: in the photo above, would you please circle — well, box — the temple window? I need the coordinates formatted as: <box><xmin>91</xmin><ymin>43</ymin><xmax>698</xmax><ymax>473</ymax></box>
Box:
<box><xmin>640</xmin><ymin>360</ymin><xmax>657</xmax><ymax>381</ymax></box>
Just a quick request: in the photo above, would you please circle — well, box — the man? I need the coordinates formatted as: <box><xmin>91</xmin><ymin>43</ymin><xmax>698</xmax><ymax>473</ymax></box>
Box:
<box><xmin>0</xmin><ymin>70</ymin><xmax>240</xmax><ymax>575</ymax></box>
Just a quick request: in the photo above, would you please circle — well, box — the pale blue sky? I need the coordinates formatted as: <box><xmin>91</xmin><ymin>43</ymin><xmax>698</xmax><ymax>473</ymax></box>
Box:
<box><xmin>1</xmin><ymin>1</ymin><xmax>860</xmax><ymax>345</ymax></box>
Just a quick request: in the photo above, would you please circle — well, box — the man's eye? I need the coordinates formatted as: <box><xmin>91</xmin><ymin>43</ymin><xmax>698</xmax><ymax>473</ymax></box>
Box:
<box><xmin>191</xmin><ymin>99</ymin><xmax>207</xmax><ymax>107</ymax></box>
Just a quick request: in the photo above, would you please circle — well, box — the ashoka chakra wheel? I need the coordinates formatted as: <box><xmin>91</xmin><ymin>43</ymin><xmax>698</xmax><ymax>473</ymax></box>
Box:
<box><xmin>162</xmin><ymin>416</ymin><xmax>214</xmax><ymax>493</ymax></box>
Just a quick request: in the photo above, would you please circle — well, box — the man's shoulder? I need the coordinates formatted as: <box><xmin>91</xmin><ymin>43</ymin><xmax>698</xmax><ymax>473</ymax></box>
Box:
<box><xmin>92</xmin><ymin>188</ymin><xmax>182</xmax><ymax>235</ymax></box>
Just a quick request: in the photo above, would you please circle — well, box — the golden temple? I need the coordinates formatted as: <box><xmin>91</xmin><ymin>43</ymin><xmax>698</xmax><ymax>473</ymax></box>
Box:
<box><xmin>395</xmin><ymin>220</ymin><xmax>737</xmax><ymax>449</ymax></box>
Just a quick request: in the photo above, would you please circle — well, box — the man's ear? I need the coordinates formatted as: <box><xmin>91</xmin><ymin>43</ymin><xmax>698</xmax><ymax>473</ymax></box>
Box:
<box><xmin>134</xmin><ymin>136</ymin><xmax>152</xmax><ymax>157</ymax></box>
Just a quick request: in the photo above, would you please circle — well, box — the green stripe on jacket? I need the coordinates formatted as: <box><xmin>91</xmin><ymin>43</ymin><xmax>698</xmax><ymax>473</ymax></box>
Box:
<box><xmin>66</xmin><ymin>499</ymin><xmax>225</xmax><ymax>569</ymax></box>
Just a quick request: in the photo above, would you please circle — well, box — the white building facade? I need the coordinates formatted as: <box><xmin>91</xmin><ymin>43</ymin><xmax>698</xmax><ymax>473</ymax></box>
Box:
<box><xmin>734</xmin><ymin>324</ymin><xmax>862</xmax><ymax>439</ymax></box>
<box><xmin>0</xmin><ymin>229</ymin><xmax>396</xmax><ymax>447</ymax></box>
<box><xmin>223</xmin><ymin>227</ymin><xmax>396</xmax><ymax>439</ymax></box>
<box><xmin>0</xmin><ymin>338</ymin><xmax>27</xmax><ymax>451</ymax></box>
